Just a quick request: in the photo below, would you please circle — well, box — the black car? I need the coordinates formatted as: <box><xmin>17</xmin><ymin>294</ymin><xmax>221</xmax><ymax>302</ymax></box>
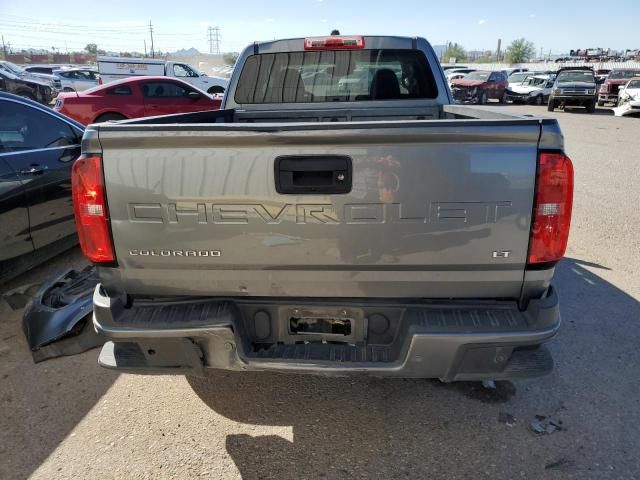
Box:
<box><xmin>0</xmin><ymin>92</ymin><xmax>84</xmax><ymax>283</ymax></box>
<box><xmin>0</xmin><ymin>70</ymin><xmax>57</xmax><ymax>104</ymax></box>
<box><xmin>547</xmin><ymin>67</ymin><xmax>597</xmax><ymax>113</ymax></box>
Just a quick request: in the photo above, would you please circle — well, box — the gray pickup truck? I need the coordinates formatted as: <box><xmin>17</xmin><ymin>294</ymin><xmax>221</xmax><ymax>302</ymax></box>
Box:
<box><xmin>73</xmin><ymin>35</ymin><xmax>573</xmax><ymax>382</ymax></box>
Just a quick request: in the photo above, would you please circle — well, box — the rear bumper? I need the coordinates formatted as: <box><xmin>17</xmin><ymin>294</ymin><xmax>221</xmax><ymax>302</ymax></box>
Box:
<box><xmin>93</xmin><ymin>286</ymin><xmax>561</xmax><ymax>382</ymax></box>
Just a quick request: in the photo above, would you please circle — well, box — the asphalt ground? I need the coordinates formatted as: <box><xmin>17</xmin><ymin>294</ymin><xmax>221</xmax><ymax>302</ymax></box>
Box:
<box><xmin>1</xmin><ymin>104</ymin><xmax>638</xmax><ymax>479</ymax></box>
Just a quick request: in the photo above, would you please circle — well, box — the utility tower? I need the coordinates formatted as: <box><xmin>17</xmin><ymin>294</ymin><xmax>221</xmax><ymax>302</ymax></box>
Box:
<box><xmin>207</xmin><ymin>26</ymin><xmax>221</xmax><ymax>55</ymax></box>
<box><xmin>149</xmin><ymin>20</ymin><xmax>155</xmax><ymax>58</ymax></box>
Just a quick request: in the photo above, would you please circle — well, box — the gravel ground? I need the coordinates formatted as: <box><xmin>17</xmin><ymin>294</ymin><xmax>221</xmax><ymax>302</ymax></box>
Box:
<box><xmin>1</xmin><ymin>105</ymin><xmax>638</xmax><ymax>480</ymax></box>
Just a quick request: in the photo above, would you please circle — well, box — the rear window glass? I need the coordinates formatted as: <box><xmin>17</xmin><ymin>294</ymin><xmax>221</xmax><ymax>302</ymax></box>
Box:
<box><xmin>107</xmin><ymin>85</ymin><xmax>132</xmax><ymax>95</ymax></box>
<box><xmin>609</xmin><ymin>70</ymin><xmax>640</xmax><ymax>79</ymax></box>
<box><xmin>235</xmin><ymin>49</ymin><xmax>438</xmax><ymax>104</ymax></box>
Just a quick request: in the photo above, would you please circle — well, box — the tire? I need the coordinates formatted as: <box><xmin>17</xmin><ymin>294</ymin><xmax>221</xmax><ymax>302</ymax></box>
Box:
<box><xmin>477</xmin><ymin>90</ymin><xmax>488</xmax><ymax>105</ymax></box>
<box><xmin>597</xmin><ymin>100</ymin><xmax>605</xmax><ymax>107</ymax></box>
<box><xmin>535</xmin><ymin>94</ymin><xmax>544</xmax><ymax>106</ymax></box>
<box><xmin>547</xmin><ymin>99</ymin><xmax>555</xmax><ymax>112</ymax></box>
<box><xmin>585</xmin><ymin>102</ymin><xmax>596</xmax><ymax>114</ymax></box>
<box><xmin>16</xmin><ymin>89</ymin><xmax>36</xmax><ymax>101</ymax></box>
<box><xmin>94</xmin><ymin>112</ymin><xmax>127</xmax><ymax>123</ymax></box>
<box><xmin>207</xmin><ymin>86</ymin><xmax>225</xmax><ymax>95</ymax></box>
<box><xmin>499</xmin><ymin>92</ymin><xmax>507</xmax><ymax>104</ymax></box>
<box><xmin>63</xmin><ymin>87</ymin><xmax>75</xmax><ymax>92</ymax></box>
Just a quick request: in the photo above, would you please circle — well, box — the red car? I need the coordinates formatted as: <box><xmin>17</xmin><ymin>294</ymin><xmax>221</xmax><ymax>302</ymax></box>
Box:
<box><xmin>598</xmin><ymin>69</ymin><xmax>640</xmax><ymax>106</ymax></box>
<box><xmin>53</xmin><ymin>76</ymin><xmax>221</xmax><ymax>125</ymax></box>
<box><xmin>450</xmin><ymin>70</ymin><xmax>508</xmax><ymax>104</ymax></box>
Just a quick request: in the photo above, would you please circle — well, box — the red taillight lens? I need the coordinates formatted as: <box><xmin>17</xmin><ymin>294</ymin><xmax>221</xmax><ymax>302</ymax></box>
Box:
<box><xmin>72</xmin><ymin>155</ymin><xmax>116</xmax><ymax>264</ymax></box>
<box><xmin>98</xmin><ymin>77</ymin><xmax>103</xmax><ymax>85</ymax></box>
<box><xmin>304</xmin><ymin>35</ymin><xmax>365</xmax><ymax>50</ymax></box>
<box><xmin>528</xmin><ymin>152</ymin><xmax>574</xmax><ymax>265</ymax></box>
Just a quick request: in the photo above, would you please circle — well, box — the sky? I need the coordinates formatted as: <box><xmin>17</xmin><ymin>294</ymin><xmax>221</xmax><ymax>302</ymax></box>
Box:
<box><xmin>0</xmin><ymin>0</ymin><xmax>638</xmax><ymax>55</ymax></box>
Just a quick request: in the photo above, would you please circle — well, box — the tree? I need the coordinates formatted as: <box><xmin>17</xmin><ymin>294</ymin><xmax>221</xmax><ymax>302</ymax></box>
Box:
<box><xmin>223</xmin><ymin>52</ymin><xmax>239</xmax><ymax>66</ymax></box>
<box><xmin>85</xmin><ymin>43</ymin><xmax>98</xmax><ymax>54</ymax></box>
<box><xmin>505</xmin><ymin>38</ymin><xmax>535</xmax><ymax>64</ymax></box>
<box><xmin>442</xmin><ymin>43</ymin><xmax>466</xmax><ymax>62</ymax></box>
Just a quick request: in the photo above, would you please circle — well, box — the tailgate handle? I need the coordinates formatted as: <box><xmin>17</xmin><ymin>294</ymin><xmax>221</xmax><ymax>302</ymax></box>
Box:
<box><xmin>275</xmin><ymin>155</ymin><xmax>352</xmax><ymax>194</ymax></box>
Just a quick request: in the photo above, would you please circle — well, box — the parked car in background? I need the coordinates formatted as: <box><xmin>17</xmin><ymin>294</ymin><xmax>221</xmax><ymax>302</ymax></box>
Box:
<box><xmin>505</xmin><ymin>74</ymin><xmax>555</xmax><ymax>105</ymax></box>
<box><xmin>503</xmin><ymin>67</ymin><xmax>529</xmax><ymax>76</ymax></box>
<box><xmin>97</xmin><ymin>56</ymin><xmax>228</xmax><ymax>94</ymax></box>
<box><xmin>0</xmin><ymin>92</ymin><xmax>84</xmax><ymax>283</ymax></box>
<box><xmin>548</xmin><ymin>67</ymin><xmax>597</xmax><ymax>112</ymax></box>
<box><xmin>0</xmin><ymin>60</ymin><xmax>61</xmax><ymax>90</ymax></box>
<box><xmin>0</xmin><ymin>70</ymin><xmax>57</xmax><ymax>104</ymax></box>
<box><xmin>54</xmin><ymin>68</ymin><xmax>100</xmax><ymax>92</ymax></box>
<box><xmin>613</xmin><ymin>78</ymin><xmax>640</xmax><ymax>117</ymax></box>
<box><xmin>53</xmin><ymin>76</ymin><xmax>222</xmax><ymax>125</ymax></box>
<box><xmin>598</xmin><ymin>69</ymin><xmax>640</xmax><ymax>106</ymax></box>
<box><xmin>444</xmin><ymin>68</ymin><xmax>476</xmax><ymax>82</ymax></box>
<box><xmin>617</xmin><ymin>77</ymin><xmax>640</xmax><ymax>106</ymax></box>
<box><xmin>450</xmin><ymin>70</ymin><xmax>508</xmax><ymax>104</ymax></box>
<box><xmin>594</xmin><ymin>68</ymin><xmax>611</xmax><ymax>85</ymax></box>
<box><xmin>507</xmin><ymin>71</ymin><xmax>532</xmax><ymax>88</ymax></box>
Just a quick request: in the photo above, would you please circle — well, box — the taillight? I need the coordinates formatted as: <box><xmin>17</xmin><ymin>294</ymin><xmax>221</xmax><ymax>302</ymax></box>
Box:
<box><xmin>71</xmin><ymin>155</ymin><xmax>116</xmax><ymax>264</ymax></box>
<box><xmin>304</xmin><ymin>35</ymin><xmax>365</xmax><ymax>50</ymax></box>
<box><xmin>599</xmin><ymin>82</ymin><xmax>609</xmax><ymax>93</ymax></box>
<box><xmin>98</xmin><ymin>77</ymin><xmax>103</xmax><ymax>85</ymax></box>
<box><xmin>528</xmin><ymin>152</ymin><xmax>574</xmax><ymax>266</ymax></box>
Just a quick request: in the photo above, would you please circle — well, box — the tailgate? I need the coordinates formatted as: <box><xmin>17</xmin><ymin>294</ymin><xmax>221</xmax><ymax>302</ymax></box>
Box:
<box><xmin>98</xmin><ymin>121</ymin><xmax>541</xmax><ymax>298</ymax></box>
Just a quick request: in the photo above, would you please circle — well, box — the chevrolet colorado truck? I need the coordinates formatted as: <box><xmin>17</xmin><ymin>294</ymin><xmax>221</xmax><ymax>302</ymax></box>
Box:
<box><xmin>73</xmin><ymin>35</ymin><xmax>573</xmax><ymax>382</ymax></box>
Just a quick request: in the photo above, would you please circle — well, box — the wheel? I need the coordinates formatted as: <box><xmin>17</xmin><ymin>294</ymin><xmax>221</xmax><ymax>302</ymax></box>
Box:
<box><xmin>207</xmin><ymin>86</ymin><xmax>225</xmax><ymax>95</ymax></box>
<box><xmin>477</xmin><ymin>90</ymin><xmax>488</xmax><ymax>105</ymax></box>
<box><xmin>16</xmin><ymin>89</ymin><xmax>36</xmax><ymax>101</ymax></box>
<box><xmin>94</xmin><ymin>112</ymin><xmax>127</xmax><ymax>123</ymax></box>
<box><xmin>597</xmin><ymin>100</ymin><xmax>605</xmax><ymax>107</ymax></box>
<box><xmin>535</xmin><ymin>94</ymin><xmax>544</xmax><ymax>106</ymax></box>
<box><xmin>547</xmin><ymin>99</ymin><xmax>555</xmax><ymax>112</ymax></box>
<box><xmin>499</xmin><ymin>92</ymin><xmax>508</xmax><ymax>104</ymax></box>
<box><xmin>585</xmin><ymin>102</ymin><xmax>596</xmax><ymax>113</ymax></box>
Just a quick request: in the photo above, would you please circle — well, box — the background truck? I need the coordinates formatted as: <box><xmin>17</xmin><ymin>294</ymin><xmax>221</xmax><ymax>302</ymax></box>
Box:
<box><xmin>76</xmin><ymin>34</ymin><xmax>573</xmax><ymax>382</ymax></box>
<box><xmin>97</xmin><ymin>56</ymin><xmax>228</xmax><ymax>94</ymax></box>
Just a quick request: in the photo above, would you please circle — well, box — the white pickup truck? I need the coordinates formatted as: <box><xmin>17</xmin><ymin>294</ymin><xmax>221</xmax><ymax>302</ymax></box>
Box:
<box><xmin>97</xmin><ymin>56</ymin><xmax>228</xmax><ymax>94</ymax></box>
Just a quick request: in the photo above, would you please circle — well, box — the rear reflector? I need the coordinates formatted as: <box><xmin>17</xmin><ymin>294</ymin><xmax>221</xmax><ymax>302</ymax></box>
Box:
<box><xmin>72</xmin><ymin>155</ymin><xmax>116</xmax><ymax>264</ymax></box>
<box><xmin>304</xmin><ymin>35</ymin><xmax>365</xmax><ymax>50</ymax></box>
<box><xmin>528</xmin><ymin>152</ymin><xmax>574</xmax><ymax>265</ymax></box>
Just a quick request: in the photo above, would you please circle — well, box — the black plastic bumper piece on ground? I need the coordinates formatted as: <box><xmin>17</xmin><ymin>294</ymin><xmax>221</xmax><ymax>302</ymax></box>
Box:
<box><xmin>22</xmin><ymin>267</ymin><xmax>105</xmax><ymax>362</ymax></box>
<box><xmin>94</xmin><ymin>285</ymin><xmax>561</xmax><ymax>381</ymax></box>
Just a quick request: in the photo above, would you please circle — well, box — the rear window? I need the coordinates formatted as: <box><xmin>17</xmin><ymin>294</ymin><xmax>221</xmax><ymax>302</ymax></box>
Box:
<box><xmin>465</xmin><ymin>71</ymin><xmax>491</xmax><ymax>81</ymax></box>
<box><xmin>609</xmin><ymin>70</ymin><xmax>640</xmax><ymax>79</ymax></box>
<box><xmin>107</xmin><ymin>85</ymin><xmax>132</xmax><ymax>95</ymax></box>
<box><xmin>234</xmin><ymin>49</ymin><xmax>437</xmax><ymax>104</ymax></box>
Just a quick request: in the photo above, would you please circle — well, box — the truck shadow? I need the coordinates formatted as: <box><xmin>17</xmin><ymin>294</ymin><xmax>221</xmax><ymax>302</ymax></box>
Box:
<box><xmin>187</xmin><ymin>256</ymin><xmax>639</xmax><ymax>478</ymax></box>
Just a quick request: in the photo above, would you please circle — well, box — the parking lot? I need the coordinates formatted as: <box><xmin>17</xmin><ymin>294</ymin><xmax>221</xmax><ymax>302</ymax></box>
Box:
<box><xmin>1</xmin><ymin>104</ymin><xmax>638</xmax><ymax>479</ymax></box>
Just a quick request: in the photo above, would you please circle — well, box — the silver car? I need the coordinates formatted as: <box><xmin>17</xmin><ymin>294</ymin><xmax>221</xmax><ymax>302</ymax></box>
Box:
<box><xmin>54</xmin><ymin>68</ymin><xmax>99</xmax><ymax>92</ymax></box>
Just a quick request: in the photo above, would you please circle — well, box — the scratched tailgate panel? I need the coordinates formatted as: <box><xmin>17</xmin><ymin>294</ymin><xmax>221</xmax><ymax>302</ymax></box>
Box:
<box><xmin>99</xmin><ymin>123</ymin><xmax>538</xmax><ymax>298</ymax></box>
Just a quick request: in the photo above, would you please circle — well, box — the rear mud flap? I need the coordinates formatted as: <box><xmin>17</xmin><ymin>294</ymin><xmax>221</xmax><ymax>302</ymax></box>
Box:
<box><xmin>22</xmin><ymin>266</ymin><xmax>105</xmax><ymax>363</ymax></box>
